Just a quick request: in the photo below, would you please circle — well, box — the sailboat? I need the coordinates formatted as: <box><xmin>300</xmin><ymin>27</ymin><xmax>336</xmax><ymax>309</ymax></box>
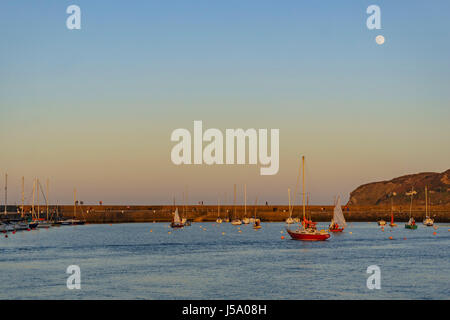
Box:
<box><xmin>216</xmin><ymin>199</ymin><xmax>223</xmax><ymax>224</ymax></box>
<box><xmin>329</xmin><ymin>196</ymin><xmax>346</xmax><ymax>232</ymax></box>
<box><xmin>423</xmin><ymin>186</ymin><xmax>434</xmax><ymax>226</ymax></box>
<box><xmin>253</xmin><ymin>197</ymin><xmax>261</xmax><ymax>229</ymax></box>
<box><xmin>285</xmin><ymin>188</ymin><xmax>294</xmax><ymax>224</ymax></box>
<box><xmin>286</xmin><ymin>156</ymin><xmax>330</xmax><ymax>241</ymax></box>
<box><xmin>242</xmin><ymin>184</ymin><xmax>250</xmax><ymax>224</ymax></box>
<box><xmin>231</xmin><ymin>184</ymin><xmax>242</xmax><ymax>225</ymax></box>
<box><xmin>170</xmin><ymin>208</ymin><xmax>184</xmax><ymax>228</ymax></box>
<box><xmin>405</xmin><ymin>189</ymin><xmax>418</xmax><ymax>229</ymax></box>
<box><xmin>389</xmin><ymin>193</ymin><xmax>397</xmax><ymax>227</ymax></box>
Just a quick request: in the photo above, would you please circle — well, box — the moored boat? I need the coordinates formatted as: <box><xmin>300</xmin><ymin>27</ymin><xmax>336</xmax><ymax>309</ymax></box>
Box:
<box><xmin>328</xmin><ymin>196</ymin><xmax>346</xmax><ymax>232</ymax></box>
<box><xmin>170</xmin><ymin>208</ymin><xmax>184</xmax><ymax>228</ymax></box>
<box><xmin>405</xmin><ymin>188</ymin><xmax>418</xmax><ymax>230</ymax></box>
<box><xmin>287</xmin><ymin>156</ymin><xmax>330</xmax><ymax>241</ymax></box>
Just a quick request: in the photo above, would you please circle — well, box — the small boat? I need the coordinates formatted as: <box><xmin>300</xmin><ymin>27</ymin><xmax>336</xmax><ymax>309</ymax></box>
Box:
<box><xmin>170</xmin><ymin>208</ymin><xmax>184</xmax><ymax>228</ymax></box>
<box><xmin>377</xmin><ymin>219</ymin><xmax>386</xmax><ymax>226</ymax></box>
<box><xmin>405</xmin><ymin>188</ymin><xmax>418</xmax><ymax>229</ymax></box>
<box><xmin>285</xmin><ymin>217</ymin><xmax>294</xmax><ymax>224</ymax></box>
<box><xmin>61</xmin><ymin>219</ymin><xmax>85</xmax><ymax>225</ymax></box>
<box><xmin>216</xmin><ymin>199</ymin><xmax>223</xmax><ymax>224</ymax></box>
<box><xmin>423</xmin><ymin>217</ymin><xmax>434</xmax><ymax>226</ymax></box>
<box><xmin>328</xmin><ymin>196</ymin><xmax>346</xmax><ymax>232</ymax></box>
<box><xmin>423</xmin><ymin>186</ymin><xmax>434</xmax><ymax>226</ymax></box>
<box><xmin>405</xmin><ymin>217</ymin><xmax>417</xmax><ymax>229</ymax></box>
<box><xmin>14</xmin><ymin>221</ymin><xmax>30</xmax><ymax>231</ymax></box>
<box><xmin>231</xmin><ymin>219</ymin><xmax>242</xmax><ymax>225</ymax></box>
<box><xmin>287</xmin><ymin>156</ymin><xmax>330</xmax><ymax>241</ymax></box>
<box><xmin>253</xmin><ymin>219</ymin><xmax>262</xmax><ymax>230</ymax></box>
<box><xmin>230</xmin><ymin>184</ymin><xmax>241</xmax><ymax>225</ymax></box>
<box><xmin>37</xmin><ymin>220</ymin><xmax>53</xmax><ymax>228</ymax></box>
<box><xmin>252</xmin><ymin>197</ymin><xmax>261</xmax><ymax>229</ymax></box>
<box><xmin>389</xmin><ymin>194</ymin><xmax>397</xmax><ymax>227</ymax></box>
<box><xmin>241</xmin><ymin>184</ymin><xmax>250</xmax><ymax>224</ymax></box>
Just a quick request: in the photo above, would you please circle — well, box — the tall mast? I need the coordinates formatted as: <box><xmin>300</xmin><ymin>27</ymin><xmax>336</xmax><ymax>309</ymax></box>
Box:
<box><xmin>74</xmin><ymin>188</ymin><xmax>77</xmax><ymax>217</ymax></box>
<box><xmin>32</xmin><ymin>179</ymin><xmax>36</xmax><ymax>219</ymax></box>
<box><xmin>21</xmin><ymin>177</ymin><xmax>25</xmax><ymax>218</ymax></box>
<box><xmin>46</xmin><ymin>179</ymin><xmax>49</xmax><ymax>221</ymax></box>
<box><xmin>233</xmin><ymin>184</ymin><xmax>236</xmax><ymax>219</ymax></box>
<box><xmin>37</xmin><ymin>179</ymin><xmax>40</xmax><ymax>219</ymax></box>
<box><xmin>288</xmin><ymin>188</ymin><xmax>292</xmax><ymax>218</ymax></box>
<box><xmin>409</xmin><ymin>189</ymin><xmax>414</xmax><ymax>218</ymax></box>
<box><xmin>302</xmin><ymin>156</ymin><xmax>305</xmax><ymax>221</ymax></box>
<box><xmin>244</xmin><ymin>184</ymin><xmax>247</xmax><ymax>217</ymax></box>
<box><xmin>4</xmin><ymin>173</ymin><xmax>7</xmax><ymax>215</ymax></box>
<box><xmin>217</xmin><ymin>198</ymin><xmax>220</xmax><ymax>218</ymax></box>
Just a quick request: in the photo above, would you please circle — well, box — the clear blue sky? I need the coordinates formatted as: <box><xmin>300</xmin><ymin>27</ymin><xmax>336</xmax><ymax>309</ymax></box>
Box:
<box><xmin>1</xmin><ymin>1</ymin><xmax>449</xmax><ymax>205</ymax></box>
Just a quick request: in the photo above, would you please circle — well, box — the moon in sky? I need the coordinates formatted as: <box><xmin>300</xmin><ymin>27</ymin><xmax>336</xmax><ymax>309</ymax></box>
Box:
<box><xmin>376</xmin><ymin>35</ymin><xmax>385</xmax><ymax>45</ymax></box>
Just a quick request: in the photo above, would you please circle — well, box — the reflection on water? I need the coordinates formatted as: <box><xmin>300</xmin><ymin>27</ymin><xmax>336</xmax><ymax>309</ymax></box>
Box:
<box><xmin>0</xmin><ymin>222</ymin><xmax>449</xmax><ymax>299</ymax></box>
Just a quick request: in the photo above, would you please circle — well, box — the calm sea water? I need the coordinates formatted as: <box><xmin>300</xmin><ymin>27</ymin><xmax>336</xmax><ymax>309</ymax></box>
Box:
<box><xmin>0</xmin><ymin>222</ymin><xmax>449</xmax><ymax>299</ymax></box>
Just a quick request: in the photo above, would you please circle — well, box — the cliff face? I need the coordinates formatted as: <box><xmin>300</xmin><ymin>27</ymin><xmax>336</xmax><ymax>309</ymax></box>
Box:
<box><xmin>348</xmin><ymin>169</ymin><xmax>450</xmax><ymax>206</ymax></box>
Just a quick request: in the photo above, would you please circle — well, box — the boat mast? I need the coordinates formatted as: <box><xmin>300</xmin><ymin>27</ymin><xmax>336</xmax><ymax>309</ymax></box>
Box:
<box><xmin>32</xmin><ymin>179</ymin><xmax>36</xmax><ymax>219</ymax></box>
<box><xmin>37</xmin><ymin>179</ymin><xmax>40</xmax><ymax>219</ymax></box>
<box><xmin>302</xmin><ymin>156</ymin><xmax>305</xmax><ymax>222</ymax></box>
<box><xmin>409</xmin><ymin>189</ymin><xmax>414</xmax><ymax>218</ymax></box>
<box><xmin>217</xmin><ymin>198</ymin><xmax>220</xmax><ymax>218</ymax></box>
<box><xmin>425</xmin><ymin>186</ymin><xmax>428</xmax><ymax>217</ymax></box>
<box><xmin>4</xmin><ymin>173</ymin><xmax>7</xmax><ymax>215</ymax></box>
<box><xmin>244</xmin><ymin>184</ymin><xmax>247</xmax><ymax>217</ymax></box>
<box><xmin>21</xmin><ymin>176</ymin><xmax>25</xmax><ymax>218</ymax></box>
<box><xmin>233</xmin><ymin>184</ymin><xmax>237</xmax><ymax>219</ymax></box>
<box><xmin>288</xmin><ymin>188</ymin><xmax>292</xmax><ymax>218</ymax></box>
<box><xmin>46</xmin><ymin>179</ymin><xmax>49</xmax><ymax>221</ymax></box>
<box><xmin>74</xmin><ymin>188</ymin><xmax>77</xmax><ymax>218</ymax></box>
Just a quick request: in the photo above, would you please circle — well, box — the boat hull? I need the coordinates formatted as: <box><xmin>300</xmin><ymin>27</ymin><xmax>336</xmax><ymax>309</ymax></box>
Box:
<box><xmin>405</xmin><ymin>224</ymin><xmax>418</xmax><ymax>229</ymax></box>
<box><xmin>286</xmin><ymin>228</ymin><xmax>330</xmax><ymax>241</ymax></box>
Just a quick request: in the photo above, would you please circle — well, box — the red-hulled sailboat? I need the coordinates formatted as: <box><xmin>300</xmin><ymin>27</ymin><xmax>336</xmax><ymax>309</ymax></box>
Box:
<box><xmin>286</xmin><ymin>156</ymin><xmax>330</xmax><ymax>241</ymax></box>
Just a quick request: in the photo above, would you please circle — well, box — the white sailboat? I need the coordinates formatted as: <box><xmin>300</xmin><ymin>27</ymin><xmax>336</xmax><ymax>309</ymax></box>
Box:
<box><xmin>170</xmin><ymin>208</ymin><xmax>184</xmax><ymax>228</ymax></box>
<box><xmin>329</xmin><ymin>196</ymin><xmax>346</xmax><ymax>232</ymax></box>
<box><xmin>242</xmin><ymin>184</ymin><xmax>250</xmax><ymax>224</ymax></box>
<box><xmin>423</xmin><ymin>186</ymin><xmax>434</xmax><ymax>226</ymax></box>
<box><xmin>231</xmin><ymin>184</ymin><xmax>242</xmax><ymax>225</ymax></box>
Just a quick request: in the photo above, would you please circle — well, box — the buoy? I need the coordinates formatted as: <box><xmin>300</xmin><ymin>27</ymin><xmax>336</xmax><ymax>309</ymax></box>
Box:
<box><xmin>222</xmin><ymin>232</ymin><xmax>225</xmax><ymax>235</ymax></box>
<box><xmin>389</xmin><ymin>236</ymin><xmax>393</xmax><ymax>240</ymax></box>
<box><xmin>349</xmin><ymin>232</ymin><xmax>352</xmax><ymax>234</ymax></box>
<box><xmin>168</xmin><ymin>231</ymin><xmax>171</xmax><ymax>234</ymax></box>
<box><xmin>5</xmin><ymin>234</ymin><xmax>8</xmax><ymax>238</ymax></box>
<box><xmin>150</xmin><ymin>230</ymin><xmax>153</xmax><ymax>232</ymax></box>
<box><xmin>12</xmin><ymin>231</ymin><xmax>16</xmax><ymax>234</ymax></box>
<box><xmin>27</xmin><ymin>229</ymin><xmax>30</xmax><ymax>231</ymax></box>
<box><xmin>281</xmin><ymin>236</ymin><xmax>285</xmax><ymax>239</ymax></box>
<box><xmin>403</xmin><ymin>237</ymin><xmax>407</xmax><ymax>240</ymax></box>
<box><xmin>238</xmin><ymin>230</ymin><xmax>242</xmax><ymax>233</ymax></box>
<box><xmin>433</xmin><ymin>232</ymin><xmax>437</xmax><ymax>235</ymax></box>
<box><xmin>280</xmin><ymin>231</ymin><xmax>284</xmax><ymax>234</ymax></box>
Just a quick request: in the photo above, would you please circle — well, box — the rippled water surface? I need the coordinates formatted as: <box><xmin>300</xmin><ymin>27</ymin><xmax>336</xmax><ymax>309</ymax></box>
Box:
<box><xmin>0</xmin><ymin>222</ymin><xmax>449</xmax><ymax>299</ymax></box>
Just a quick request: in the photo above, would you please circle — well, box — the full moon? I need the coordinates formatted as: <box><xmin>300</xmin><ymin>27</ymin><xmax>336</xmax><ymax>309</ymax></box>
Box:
<box><xmin>376</xmin><ymin>35</ymin><xmax>385</xmax><ymax>45</ymax></box>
